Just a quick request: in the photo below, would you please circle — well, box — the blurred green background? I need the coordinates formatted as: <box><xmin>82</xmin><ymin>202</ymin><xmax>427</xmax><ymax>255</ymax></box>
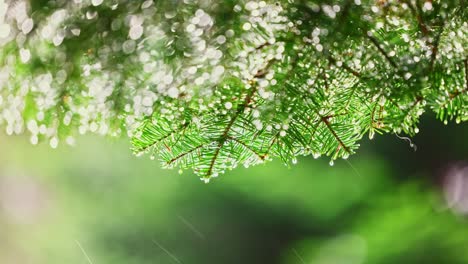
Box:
<box><xmin>0</xmin><ymin>116</ymin><xmax>467</xmax><ymax>264</ymax></box>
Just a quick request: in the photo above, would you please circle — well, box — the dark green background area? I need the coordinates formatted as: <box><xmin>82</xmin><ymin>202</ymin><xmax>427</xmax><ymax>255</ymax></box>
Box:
<box><xmin>0</xmin><ymin>114</ymin><xmax>467</xmax><ymax>264</ymax></box>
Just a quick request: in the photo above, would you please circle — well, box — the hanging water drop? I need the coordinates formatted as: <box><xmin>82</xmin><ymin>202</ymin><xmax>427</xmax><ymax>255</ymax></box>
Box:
<box><xmin>202</xmin><ymin>177</ymin><xmax>210</xmax><ymax>184</ymax></box>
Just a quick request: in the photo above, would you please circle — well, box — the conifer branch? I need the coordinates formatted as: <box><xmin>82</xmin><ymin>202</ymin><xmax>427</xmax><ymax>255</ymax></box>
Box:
<box><xmin>167</xmin><ymin>143</ymin><xmax>205</xmax><ymax>166</ymax></box>
<box><xmin>0</xmin><ymin>0</ymin><xmax>465</xmax><ymax>181</ymax></box>
<box><xmin>328</xmin><ymin>56</ymin><xmax>361</xmax><ymax>78</ymax></box>
<box><xmin>133</xmin><ymin>122</ymin><xmax>190</xmax><ymax>154</ymax></box>
<box><xmin>429</xmin><ymin>22</ymin><xmax>445</xmax><ymax>72</ymax></box>
<box><xmin>206</xmin><ymin>86</ymin><xmax>258</xmax><ymax>177</ymax></box>
<box><xmin>320</xmin><ymin>115</ymin><xmax>351</xmax><ymax>154</ymax></box>
<box><xmin>227</xmin><ymin>136</ymin><xmax>265</xmax><ymax>161</ymax></box>
<box><xmin>402</xmin><ymin>0</ymin><xmax>429</xmax><ymax>37</ymax></box>
<box><xmin>366</xmin><ymin>35</ymin><xmax>399</xmax><ymax>69</ymax></box>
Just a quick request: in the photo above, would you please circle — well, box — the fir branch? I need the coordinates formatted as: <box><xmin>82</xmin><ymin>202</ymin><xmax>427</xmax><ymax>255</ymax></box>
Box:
<box><xmin>167</xmin><ymin>143</ymin><xmax>205</xmax><ymax>166</ymax></box>
<box><xmin>366</xmin><ymin>34</ymin><xmax>399</xmax><ymax>69</ymax></box>
<box><xmin>319</xmin><ymin>115</ymin><xmax>351</xmax><ymax>154</ymax></box>
<box><xmin>133</xmin><ymin>121</ymin><xmax>190</xmax><ymax>154</ymax></box>
<box><xmin>429</xmin><ymin>21</ymin><xmax>445</xmax><ymax>72</ymax></box>
<box><xmin>328</xmin><ymin>56</ymin><xmax>361</xmax><ymax>78</ymax></box>
<box><xmin>0</xmin><ymin>0</ymin><xmax>466</xmax><ymax>181</ymax></box>
<box><xmin>206</xmin><ymin>86</ymin><xmax>258</xmax><ymax>177</ymax></box>
<box><xmin>227</xmin><ymin>136</ymin><xmax>265</xmax><ymax>161</ymax></box>
<box><xmin>402</xmin><ymin>0</ymin><xmax>429</xmax><ymax>37</ymax></box>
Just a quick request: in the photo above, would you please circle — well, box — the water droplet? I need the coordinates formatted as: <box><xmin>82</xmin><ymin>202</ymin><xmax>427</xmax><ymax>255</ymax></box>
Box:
<box><xmin>142</xmin><ymin>0</ymin><xmax>153</xmax><ymax>9</ymax></box>
<box><xmin>423</xmin><ymin>1</ymin><xmax>433</xmax><ymax>11</ymax></box>
<box><xmin>225</xmin><ymin>29</ymin><xmax>235</xmax><ymax>37</ymax></box>
<box><xmin>167</xmin><ymin>87</ymin><xmax>179</xmax><ymax>98</ymax></box>
<box><xmin>21</xmin><ymin>18</ymin><xmax>34</xmax><ymax>35</ymax></box>
<box><xmin>30</xmin><ymin>135</ymin><xmax>38</xmax><ymax>145</ymax></box>
<box><xmin>129</xmin><ymin>25</ymin><xmax>144</xmax><ymax>40</ymax></box>
<box><xmin>91</xmin><ymin>0</ymin><xmax>104</xmax><ymax>6</ymax></box>
<box><xmin>122</xmin><ymin>40</ymin><xmax>136</xmax><ymax>54</ymax></box>
<box><xmin>86</xmin><ymin>10</ymin><xmax>98</xmax><ymax>20</ymax></box>
<box><xmin>50</xmin><ymin>137</ymin><xmax>59</xmax><ymax>149</ymax></box>
<box><xmin>20</xmin><ymin>48</ymin><xmax>31</xmax><ymax>63</ymax></box>
<box><xmin>216</xmin><ymin>35</ymin><xmax>226</xmax><ymax>44</ymax></box>
<box><xmin>202</xmin><ymin>177</ymin><xmax>210</xmax><ymax>183</ymax></box>
<box><xmin>71</xmin><ymin>28</ymin><xmax>81</xmax><ymax>36</ymax></box>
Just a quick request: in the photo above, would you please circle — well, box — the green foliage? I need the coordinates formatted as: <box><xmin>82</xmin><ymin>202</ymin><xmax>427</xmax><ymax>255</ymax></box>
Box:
<box><xmin>0</xmin><ymin>0</ymin><xmax>466</xmax><ymax>181</ymax></box>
